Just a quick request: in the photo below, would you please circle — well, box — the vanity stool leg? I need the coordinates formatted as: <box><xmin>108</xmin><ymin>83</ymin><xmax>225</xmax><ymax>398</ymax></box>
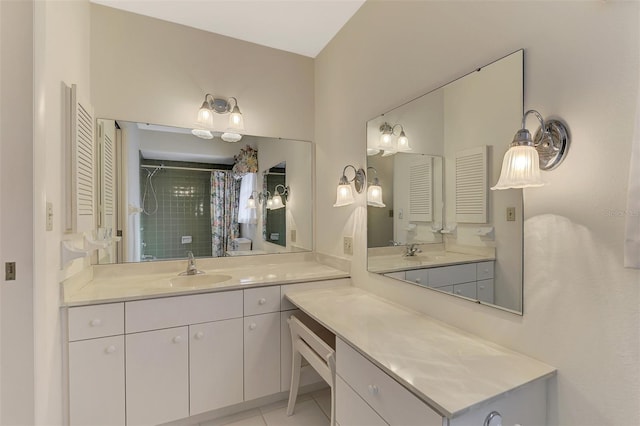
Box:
<box><xmin>287</xmin><ymin>338</ymin><xmax>302</xmax><ymax>416</ymax></box>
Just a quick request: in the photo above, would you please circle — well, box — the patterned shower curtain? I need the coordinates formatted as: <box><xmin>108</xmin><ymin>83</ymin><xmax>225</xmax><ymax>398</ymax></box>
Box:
<box><xmin>211</xmin><ymin>171</ymin><xmax>241</xmax><ymax>257</ymax></box>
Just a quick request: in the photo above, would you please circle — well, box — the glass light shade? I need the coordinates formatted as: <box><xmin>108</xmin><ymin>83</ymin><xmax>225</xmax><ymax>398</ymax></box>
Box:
<box><xmin>333</xmin><ymin>183</ymin><xmax>355</xmax><ymax>207</ymax></box>
<box><xmin>367</xmin><ymin>184</ymin><xmax>385</xmax><ymax>207</ymax></box>
<box><xmin>378</xmin><ymin>131</ymin><xmax>395</xmax><ymax>151</ymax></box>
<box><xmin>396</xmin><ymin>130</ymin><xmax>411</xmax><ymax>152</ymax></box>
<box><xmin>271</xmin><ymin>194</ymin><xmax>284</xmax><ymax>209</ymax></box>
<box><xmin>228</xmin><ymin>106</ymin><xmax>245</xmax><ymax>131</ymax></box>
<box><xmin>191</xmin><ymin>129</ymin><xmax>213</xmax><ymax>139</ymax></box>
<box><xmin>266</xmin><ymin>197</ymin><xmax>274</xmax><ymax>209</ymax></box>
<box><xmin>367</xmin><ymin>148</ymin><xmax>381</xmax><ymax>156</ymax></box>
<box><xmin>247</xmin><ymin>195</ymin><xmax>256</xmax><ymax>209</ymax></box>
<box><xmin>221</xmin><ymin>132</ymin><xmax>242</xmax><ymax>143</ymax></box>
<box><xmin>491</xmin><ymin>145</ymin><xmax>544</xmax><ymax>190</ymax></box>
<box><xmin>197</xmin><ymin>103</ymin><xmax>213</xmax><ymax>128</ymax></box>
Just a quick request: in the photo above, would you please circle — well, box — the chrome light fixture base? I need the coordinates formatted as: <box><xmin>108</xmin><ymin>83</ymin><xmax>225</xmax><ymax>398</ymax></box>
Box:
<box><xmin>533</xmin><ymin>119</ymin><xmax>570</xmax><ymax>170</ymax></box>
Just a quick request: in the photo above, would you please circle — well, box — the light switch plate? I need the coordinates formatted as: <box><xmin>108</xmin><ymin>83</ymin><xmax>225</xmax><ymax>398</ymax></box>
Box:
<box><xmin>343</xmin><ymin>236</ymin><xmax>353</xmax><ymax>255</ymax></box>
<box><xmin>5</xmin><ymin>262</ymin><xmax>16</xmax><ymax>281</ymax></box>
<box><xmin>46</xmin><ymin>202</ymin><xmax>53</xmax><ymax>231</ymax></box>
<box><xmin>506</xmin><ymin>207</ymin><xmax>516</xmax><ymax>221</ymax></box>
<box><xmin>291</xmin><ymin>229</ymin><xmax>296</xmax><ymax>243</ymax></box>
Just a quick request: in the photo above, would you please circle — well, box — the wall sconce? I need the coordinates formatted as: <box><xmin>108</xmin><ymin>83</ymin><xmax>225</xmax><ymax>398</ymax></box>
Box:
<box><xmin>333</xmin><ymin>165</ymin><xmax>365</xmax><ymax>207</ymax></box>
<box><xmin>194</xmin><ymin>94</ymin><xmax>245</xmax><ymax>142</ymax></box>
<box><xmin>270</xmin><ymin>184</ymin><xmax>289</xmax><ymax>210</ymax></box>
<box><xmin>491</xmin><ymin>109</ymin><xmax>570</xmax><ymax>190</ymax></box>
<box><xmin>249</xmin><ymin>185</ymin><xmax>290</xmax><ymax>210</ymax></box>
<box><xmin>377</xmin><ymin>122</ymin><xmax>411</xmax><ymax>156</ymax></box>
<box><xmin>366</xmin><ymin>167</ymin><xmax>385</xmax><ymax>208</ymax></box>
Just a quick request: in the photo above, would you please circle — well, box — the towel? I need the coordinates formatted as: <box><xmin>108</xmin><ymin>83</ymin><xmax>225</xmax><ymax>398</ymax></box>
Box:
<box><xmin>238</xmin><ymin>173</ymin><xmax>257</xmax><ymax>224</ymax></box>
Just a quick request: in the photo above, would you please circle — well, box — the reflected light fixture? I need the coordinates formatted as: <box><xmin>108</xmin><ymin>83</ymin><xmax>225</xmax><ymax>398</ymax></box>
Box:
<box><xmin>247</xmin><ymin>192</ymin><xmax>258</xmax><ymax>209</ymax></box>
<box><xmin>270</xmin><ymin>184</ymin><xmax>289</xmax><ymax>210</ymax></box>
<box><xmin>492</xmin><ymin>109</ymin><xmax>570</xmax><ymax>190</ymax></box>
<box><xmin>194</xmin><ymin>94</ymin><xmax>245</xmax><ymax>142</ymax></box>
<box><xmin>366</xmin><ymin>167</ymin><xmax>385</xmax><ymax>208</ymax></box>
<box><xmin>376</xmin><ymin>122</ymin><xmax>412</xmax><ymax>156</ymax></box>
<box><xmin>333</xmin><ymin>165</ymin><xmax>365</xmax><ymax>207</ymax></box>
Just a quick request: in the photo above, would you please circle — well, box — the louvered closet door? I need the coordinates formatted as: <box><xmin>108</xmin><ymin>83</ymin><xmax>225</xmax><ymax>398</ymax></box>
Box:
<box><xmin>455</xmin><ymin>146</ymin><xmax>488</xmax><ymax>223</ymax></box>
<box><xmin>64</xmin><ymin>83</ymin><xmax>96</xmax><ymax>233</ymax></box>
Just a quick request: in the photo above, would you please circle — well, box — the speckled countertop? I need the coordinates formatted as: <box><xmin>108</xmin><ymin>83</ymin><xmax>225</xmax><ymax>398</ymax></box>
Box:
<box><xmin>285</xmin><ymin>286</ymin><xmax>556</xmax><ymax>419</ymax></box>
<box><xmin>61</xmin><ymin>253</ymin><xmax>350</xmax><ymax>306</ymax></box>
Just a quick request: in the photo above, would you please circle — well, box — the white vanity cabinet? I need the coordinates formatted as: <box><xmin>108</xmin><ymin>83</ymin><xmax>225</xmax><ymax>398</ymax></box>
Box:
<box><xmin>64</xmin><ymin>277</ymin><xmax>350</xmax><ymax>426</ymax></box>
<box><xmin>404</xmin><ymin>260</ymin><xmax>494</xmax><ymax>303</ymax></box>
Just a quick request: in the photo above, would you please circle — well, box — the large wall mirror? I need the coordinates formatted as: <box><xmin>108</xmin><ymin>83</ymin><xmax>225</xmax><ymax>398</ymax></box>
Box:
<box><xmin>367</xmin><ymin>50</ymin><xmax>524</xmax><ymax>314</ymax></box>
<box><xmin>95</xmin><ymin>119</ymin><xmax>312</xmax><ymax>264</ymax></box>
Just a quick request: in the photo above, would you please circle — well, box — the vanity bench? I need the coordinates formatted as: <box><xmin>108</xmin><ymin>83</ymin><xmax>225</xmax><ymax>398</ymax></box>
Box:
<box><xmin>285</xmin><ymin>286</ymin><xmax>556</xmax><ymax>426</ymax></box>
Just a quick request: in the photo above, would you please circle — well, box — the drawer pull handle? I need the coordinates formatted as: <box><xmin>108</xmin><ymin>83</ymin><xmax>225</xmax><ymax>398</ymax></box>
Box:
<box><xmin>104</xmin><ymin>345</ymin><xmax>116</xmax><ymax>354</ymax></box>
<box><xmin>367</xmin><ymin>384</ymin><xmax>379</xmax><ymax>395</ymax></box>
<box><xmin>89</xmin><ymin>319</ymin><xmax>102</xmax><ymax>327</ymax></box>
<box><xmin>258</xmin><ymin>298</ymin><xmax>267</xmax><ymax>305</ymax></box>
<box><xmin>194</xmin><ymin>331</ymin><xmax>205</xmax><ymax>340</ymax></box>
<box><xmin>249</xmin><ymin>323</ymin><xmax>257</xmax><ymax>331</ymax></box>
<box><xmin>172</xmin><ymin>336</ymin><xmax>183</xmax><ymax>344</ymax></box>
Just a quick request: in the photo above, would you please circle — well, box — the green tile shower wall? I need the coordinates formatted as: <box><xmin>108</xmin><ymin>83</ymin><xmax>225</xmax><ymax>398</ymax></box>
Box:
<box><xmin>141</xmin><ymin>168</ymin><xmax>212</xmax><ymax>260</ymax></box>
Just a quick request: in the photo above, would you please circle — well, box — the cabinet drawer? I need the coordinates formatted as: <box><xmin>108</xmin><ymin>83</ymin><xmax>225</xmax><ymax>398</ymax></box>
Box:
<box><xmin>244</xmin><ymin>286</ymin><xmax>281</xmax><ymax>316</ymax></box>
<box><xmin>68</xmin><ymin>303</ymin><xmax>124</xmax><ymax>341</ymax></box>
<box><xmin>429</xmin><ymin>264</ymin><xmax>476</xmax><ymax>287</ymax></box>
<box><xmin>126</xmin><ymin>291</ymin><xmax>242</xmax><ymax>333</ymax></box>
<box><xmin>453</xmin><ymin>281</ymin><xmax>477</xmax><ymax>299</ymax></box>
<box><xmin>476</xmin><ymin>261</ymin><xmax>494</xmax><ymax>280</ymax></box>
<box><xmin>336</xmin><ymin>376</ymin><xmax>387</xmax><ymax>426</ymax></box>
<box><xmin>336</xmin><ymin>339</ymin><xmax>441</xmax><ymax>425</ymax></box>
<box><xmin>281</xmin><ymin>278</ymin><xmax>351</xmax><ymax>311</ymax></box>
<box><xmin>405</xmin><ymin>269</ymin><xmax>429</xmax><ymax>287</ymax></box>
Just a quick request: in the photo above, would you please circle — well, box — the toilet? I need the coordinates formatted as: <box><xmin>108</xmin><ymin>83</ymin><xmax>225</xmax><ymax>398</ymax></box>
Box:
<box><xmin>231</xmin><ymin>237</ymin><xmax>252</xmax><ymax>251</ymax></box>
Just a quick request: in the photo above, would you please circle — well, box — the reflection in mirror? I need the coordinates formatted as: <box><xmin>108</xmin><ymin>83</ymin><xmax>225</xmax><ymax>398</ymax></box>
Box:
<box><xmin>367</xmin><ymin>50</ymin><xmax>524</xmax><ymax>314</ymax></box>
<box><xmin>95</xmin><ymin>120</ymin><xmax>312</xmax><ymax>264</ymax></box>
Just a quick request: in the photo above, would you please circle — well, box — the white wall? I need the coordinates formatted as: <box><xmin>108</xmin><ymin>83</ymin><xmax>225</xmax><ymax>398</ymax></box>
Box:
<box><xmin>315</xmin><ymin>2</ymin><xmax>639</xmax><ymax>425</ymax></box>
<box><xmin>0</xmin><ymin>1</ymin><xmax>35</xmax><ymax>423</ymax></box>
<box><xmin>33</xmin><ymin>0</ymin><xmax>92</xmax><ymax>424</ymax></box>
<box><xmin>90</xmin><ymin>4</ymin><xmax>314</xmax><ymax>142</ymax></box>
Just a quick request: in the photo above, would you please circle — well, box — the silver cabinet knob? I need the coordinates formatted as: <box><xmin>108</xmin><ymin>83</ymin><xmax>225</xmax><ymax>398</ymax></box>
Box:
<box><xmin>258</xmin><ymin>298</ymin><xmax>267</xmax><ymax>305</ymax></box>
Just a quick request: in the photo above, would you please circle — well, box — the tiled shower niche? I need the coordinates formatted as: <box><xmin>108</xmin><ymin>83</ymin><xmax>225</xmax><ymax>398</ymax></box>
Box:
<box><xmin>140</xmin><ymin>161</ymin><xmax>227</xmax><ymax>260</ymax></box>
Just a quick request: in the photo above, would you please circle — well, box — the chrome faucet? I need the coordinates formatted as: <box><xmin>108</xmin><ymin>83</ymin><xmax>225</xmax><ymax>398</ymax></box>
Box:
<box><xmin>389</xmin><ymin>240</ymin><xmax>402</xmax><ymax>246</ymax></box>
<box><xmin>404</xmin><ymin>243</ymin><xmax>422</xmax><ymax>257</ymax></box>
<box><xmin>183</xmin><ymin>251</ymin><xmax>199</xmax><ymax>275</ymax></box>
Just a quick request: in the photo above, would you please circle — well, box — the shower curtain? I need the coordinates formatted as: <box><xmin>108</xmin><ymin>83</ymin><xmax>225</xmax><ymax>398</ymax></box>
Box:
<box><xmin>211</xmin><ymin>171</ymin><xmax>241</xmax><ymax>257</ymax></box>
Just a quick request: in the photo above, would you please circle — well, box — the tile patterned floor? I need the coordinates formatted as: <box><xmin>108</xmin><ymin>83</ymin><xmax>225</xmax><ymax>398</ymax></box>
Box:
<box><xmin>199</xmin><ymin>389</ymin><xmax>331</xmax><ymax>426</ymax></box>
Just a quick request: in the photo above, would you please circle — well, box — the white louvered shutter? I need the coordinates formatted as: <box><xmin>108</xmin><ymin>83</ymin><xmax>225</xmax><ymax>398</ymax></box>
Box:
<box><xmin>408</xmin><ymin>158</ymin><xmax>433</xmax><ymax>222</ymax></box>
<box><xmin>455</xmin><ymin>146</ymin><xmax>488</xmax><ymax>223</ymax></box>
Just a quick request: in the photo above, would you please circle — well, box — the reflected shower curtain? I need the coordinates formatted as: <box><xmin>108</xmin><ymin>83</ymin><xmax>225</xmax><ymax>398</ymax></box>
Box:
<box><xmin>211</xmin><ymin>171</ymin><xmax>241</xmax><ymax>257</ymax></box>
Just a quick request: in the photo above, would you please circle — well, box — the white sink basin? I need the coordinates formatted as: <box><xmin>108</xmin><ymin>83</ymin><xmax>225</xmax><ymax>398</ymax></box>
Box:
<box><xmin>169</xmin><ymin>274</ymin><xmax>232</xmax><ymax>288</ymax></box>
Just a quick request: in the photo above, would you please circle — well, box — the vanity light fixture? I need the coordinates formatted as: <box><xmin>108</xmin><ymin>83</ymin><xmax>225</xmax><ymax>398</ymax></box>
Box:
<box><xmin>333</xmin><ymin>165</ymin><xmax>365</xmax><ymax>207</ymax></box>
<box><xmin>377</xmin><ymin>122</ymin><xmax>411</xmax><ymax>156</ymax></box>
<box><xmin>491</xmin><ymin>109</ymin><xmax>570</xmax><ymax>190</ymax></box>
<box><xmin>270</xmin><ymin>184</ymin><xmax>289</xmax><ymax>210</ymax></box>
<box><xmin>247</xmin><ymin>192</ymin><xmax>258</xmax><ymax>209</ymax></box>
<box><xmin>195</xmin><ymin>94</ymin><xmax>245</xmax><ymax>142</ymax></box>
<box><xmin>366</xmin><ymin>167</ymin><xmax>385</xmax><ymax>208</ymax></box>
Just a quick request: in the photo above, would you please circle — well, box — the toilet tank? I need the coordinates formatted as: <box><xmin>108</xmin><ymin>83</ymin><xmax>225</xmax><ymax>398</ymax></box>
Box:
<box><xmin>231</xmin><ymin>238</ymin><xmax>252</xmax><ymax>251</ymax></box>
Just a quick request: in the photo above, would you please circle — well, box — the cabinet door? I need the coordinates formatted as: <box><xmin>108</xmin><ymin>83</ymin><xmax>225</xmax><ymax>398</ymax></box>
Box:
<box><xmin>69</xmin><ymin>336</ymin><xmax>125</xmax><ymax>426</ymax></box>
<box><xmin>126</xmin><ymin>326</ymin><xmax>189</xmax><ymax>426</ymax></box>
<box><xmin>477</xmin><ymin>279</ymin><xmax>494</xmax><ymax>303</ymax></box>
<box><xmin>190</xmin><ymin>319</ymin><xmax>244</xmax><ymax>415</ymax></box>
<box><xmin>244</xmin><ymin>312</ymin><xmax>280</xmax><ymax>401</ymax></box>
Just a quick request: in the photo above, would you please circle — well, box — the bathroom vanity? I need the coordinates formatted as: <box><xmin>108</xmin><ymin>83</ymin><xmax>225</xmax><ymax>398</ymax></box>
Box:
<box><xmin>286</xmin><ymin>286</ymin><xmax>556</xmax><ymax>426</ymax></box>
<box><xmin>61</xmin><ymin>254</ymin><xmax>350</xmax><ymax>426</ymax></box>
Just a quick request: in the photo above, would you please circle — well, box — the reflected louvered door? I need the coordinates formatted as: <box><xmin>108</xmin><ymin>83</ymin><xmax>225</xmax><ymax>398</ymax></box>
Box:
<box><xmin>409</xmin><ymin>157</ymin><xmax>433</xmax><ymax>222</ymax></box>
<box><xmin>64</xmin><ymin>83</ymin><xmax>96</xmax><ymax>233</ymax></box>
<box><xmin>455</xmin><ymin>146</ymin><xmax>488</xmax><ymax>223</ymax></box>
